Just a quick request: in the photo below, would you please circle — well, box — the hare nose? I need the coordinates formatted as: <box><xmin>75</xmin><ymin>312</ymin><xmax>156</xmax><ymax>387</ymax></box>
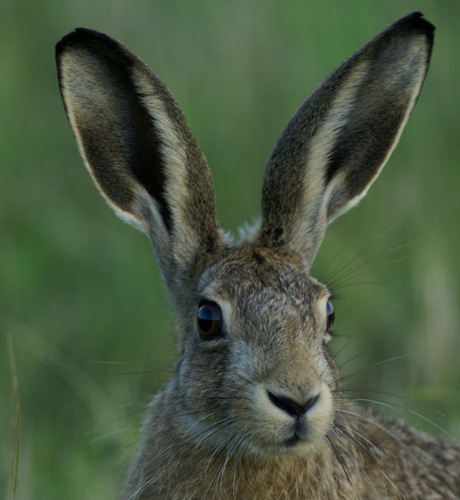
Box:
<box><xmin>267</xmin><ymin>391</ymin><xmax>320</xmax><ymax>419</ymax></box>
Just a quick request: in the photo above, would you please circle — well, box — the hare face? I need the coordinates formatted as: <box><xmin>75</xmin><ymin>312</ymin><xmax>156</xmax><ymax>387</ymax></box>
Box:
<box><xmin>177</xmin><ymin>247</ymin><xmax>338</xmax><ymax>456</ymax></box>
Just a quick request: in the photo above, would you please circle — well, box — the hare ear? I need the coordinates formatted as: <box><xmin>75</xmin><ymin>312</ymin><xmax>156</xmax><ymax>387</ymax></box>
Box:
<box><xmin>258</xmin><ymin>13</ymin><xmax>434</xmax><ymax>270</ymax></box>
<box><xmin>56</xmin><ymin>29</ymin><xmax>226</xmax><ymax>304</ymax></box>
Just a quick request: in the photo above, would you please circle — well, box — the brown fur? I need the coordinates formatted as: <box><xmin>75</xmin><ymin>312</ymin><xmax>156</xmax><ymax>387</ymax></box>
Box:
<box><xmin>126</xmin><ymin>394</ymin><xmax>460</xmax><ymax>499</ymax></box>
<box><xmin>56</xmin><ymin>12</ymin><xmax>460</xmax><ymax>500</ymax></box>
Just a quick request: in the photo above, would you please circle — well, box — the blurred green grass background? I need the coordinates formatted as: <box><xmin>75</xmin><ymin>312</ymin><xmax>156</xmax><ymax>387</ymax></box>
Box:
<box><xmin>2</xmin><ymin>1</ymin><xmax>460</xmax><ymax>498</ymax></box>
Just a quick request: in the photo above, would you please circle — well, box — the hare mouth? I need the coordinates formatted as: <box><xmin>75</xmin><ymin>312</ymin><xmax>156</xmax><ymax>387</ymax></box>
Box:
<box><xmin>284</xmin><ymin>433</ymin><xmax>306</xmax><ymax>448</ymax></box>
<box><xmin>270</xmin><ymin>432</ymin><xmax>318</xmax><ymax>456</ymax></box>
<box><xmin>283</xmin><ymin>421</ymin><xmax>314</xmax><ymax>449</ymax></box>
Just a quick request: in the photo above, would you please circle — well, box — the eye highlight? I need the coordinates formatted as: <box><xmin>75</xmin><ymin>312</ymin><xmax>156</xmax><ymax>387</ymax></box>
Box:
<box><xmin>326</xmin><ymin>300</ymin><xmax>335</xmax><ymax>330</ymax></box>
<box><xmin>196</xmin><ymin>301</ymin><xmax>223</xmax><ymax>340</ymax></box>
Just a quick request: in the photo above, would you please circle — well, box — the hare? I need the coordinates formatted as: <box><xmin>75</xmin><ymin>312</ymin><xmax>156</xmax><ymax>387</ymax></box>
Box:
<box><xmin>56</xmin><ymin>12</ymin><xmax>460</xmax><ymax>499</ymax></box>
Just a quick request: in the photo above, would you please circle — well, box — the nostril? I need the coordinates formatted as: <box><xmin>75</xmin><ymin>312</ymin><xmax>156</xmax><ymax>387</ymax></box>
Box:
<box><xmin>268</xmin><ymin>391</ymin><xmax>320</xmax><ymax>418</ymax></box>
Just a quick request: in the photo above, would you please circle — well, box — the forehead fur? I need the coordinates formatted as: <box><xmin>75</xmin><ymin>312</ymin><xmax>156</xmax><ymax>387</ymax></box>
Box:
<box><xmin>198</xmin><ymin>245</ymin><xmax>327</xmax><ymax>306</ymax></box>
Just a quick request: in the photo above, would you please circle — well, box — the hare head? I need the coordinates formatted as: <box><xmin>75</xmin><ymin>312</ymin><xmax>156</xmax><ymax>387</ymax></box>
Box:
<box><xmin>56</xmin><ymin>12</ymin><xmax>452</xmax><ymax>500</ymax></box>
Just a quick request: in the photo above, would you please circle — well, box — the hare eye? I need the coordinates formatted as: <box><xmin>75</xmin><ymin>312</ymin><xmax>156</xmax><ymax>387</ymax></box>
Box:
<box><xmin>197</xmin><ymin>301</ymin><xmax>223</xmax><ymax>340</ymax></box>
<box><xmin>326</xmin><ymin>300</ymin><xmax>335</xmax><ymax>330</ymax></box>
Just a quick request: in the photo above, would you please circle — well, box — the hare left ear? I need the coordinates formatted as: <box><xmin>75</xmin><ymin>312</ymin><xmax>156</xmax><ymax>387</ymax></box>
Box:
<box><xmin>257</xmin><ymin>13</ymin><xmax>434</xmax><ymax>270</ymax></box>
<box><xmin>56</xmin><ymin>29</ymin><xmax>227</xmax><ymax>307</ymax></box>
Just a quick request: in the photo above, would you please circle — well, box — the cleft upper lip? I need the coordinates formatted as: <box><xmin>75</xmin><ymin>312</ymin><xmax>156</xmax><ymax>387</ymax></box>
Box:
<box><xmin>284</xmin><ymin>420</ymin><xmax>311</xmax><ymax>448</ymax></box>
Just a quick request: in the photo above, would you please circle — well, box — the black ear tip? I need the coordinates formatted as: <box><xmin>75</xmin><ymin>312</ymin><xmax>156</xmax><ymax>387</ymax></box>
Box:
<box><xmin>399</xmin><ymin>12</ymin><xmax>435</xmax><ymax>36</ymax></box>
<box><xmin>56</xmin><ymin>28</ymin><xmax>87</xmax><ymax>54</ymax></box>
<box><xmin>55</xmin><ymin>28</ymin><xmax>116</xmax><ymax>59</ymax></box>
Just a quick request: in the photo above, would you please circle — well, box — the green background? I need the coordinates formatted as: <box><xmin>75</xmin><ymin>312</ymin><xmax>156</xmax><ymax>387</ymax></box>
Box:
<box><xmin>2</xmin><ymin>1</ymin><xmax>460</xmax><ymax>498</ymax></box>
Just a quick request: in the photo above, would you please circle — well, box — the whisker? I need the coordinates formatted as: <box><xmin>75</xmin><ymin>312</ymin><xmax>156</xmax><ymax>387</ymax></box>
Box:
<box><xmin>334</xmin><ymin>407</ymin><xmax>425</xmax><ymax>470</ymax></box>
<box><xmin>83</xmin><ymin>361</ymin><xmax>175</xmax><ymax>377</ymax></box>
<box><xmin>324</xmin><ymin>434</ymin><xmax>352</xmax><ymax>484</ymax></box>
<box><xmin>320</xmin><ymin>218</ymin><xmax>413</xmax><ymax>294</ymax></box>
<box><xmin>200</xmin><ymin>428</ymin><xmax>241</xmax><ymax>499</ymax></box>
<box><xmin>212</xmin><ymin>430</ymin><xmax>246</xmax><ymax>497</ymax></box>
<box><xmin>351</xmin><ymin>397</ymin><xmax>454</xmax><ymax>439</ymax></box>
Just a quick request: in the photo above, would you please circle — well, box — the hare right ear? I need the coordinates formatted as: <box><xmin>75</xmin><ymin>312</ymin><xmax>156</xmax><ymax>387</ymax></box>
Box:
<box><xmin>257</xmin><ymin>13</ymin><xmax>434</xmax><ymax>270</ymax></box>
<box><xmin>56</xmin><ymin>29</ymin><xmax>227</xmax><ymax>306</ymax></box>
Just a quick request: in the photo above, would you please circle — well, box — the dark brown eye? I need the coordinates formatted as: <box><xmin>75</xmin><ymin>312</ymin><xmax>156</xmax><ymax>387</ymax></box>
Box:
<box><xmin>197</xmin><ymin>301</ymin><xmax>223</xmax><ymax>340</ymax></box>
<box><xmin>326</xmin><ymin>300</ymin><xmax>335</xmax><ymax>330</ymax></box>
